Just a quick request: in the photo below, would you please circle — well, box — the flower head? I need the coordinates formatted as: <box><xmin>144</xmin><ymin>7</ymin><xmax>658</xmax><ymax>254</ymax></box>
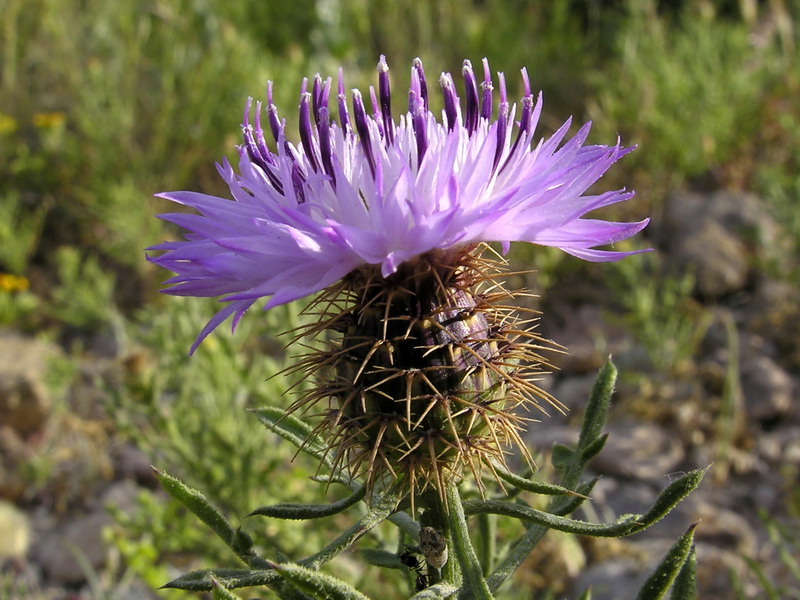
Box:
<box><xmin>148</xmin><ymin>57</ymin><xmax>648</xmax><ymax>502</ymax></box>
<box><xmin>149</xmin><ymin>56</ymin><xmax>647</xmax><ymax>353</ymax></box>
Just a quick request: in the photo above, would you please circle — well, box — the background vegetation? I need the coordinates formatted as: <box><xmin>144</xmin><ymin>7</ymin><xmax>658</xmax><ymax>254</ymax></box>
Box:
<box><xmin>1</xmin><ymin>0</ymin><xmax>798</xmax><ymax>598</ymax></box>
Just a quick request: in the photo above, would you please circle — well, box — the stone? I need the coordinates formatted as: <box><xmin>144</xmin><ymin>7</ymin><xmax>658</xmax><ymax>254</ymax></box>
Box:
<box><xmin>111</xmin><ymin>443</ymin><xmax>159</xmax><ymax>488</ymax></box>
<box><xmin>740</xmin><ymin>355</ymin><xmax>793</xmax><ymax>423</ymax></box>
<box><xmin>0</xmin><ymin>426</ymin><xmax>34</xmax><ymax>502</ymax></box>
<box><xmin>0</xmin><ymin>330</ymin><xmax>60</xmax><ymax>436</ymax></box>
<box><xmin>658</xmin><ymin>190</ymin><xmax>783</xmax><ymax>299</ymax></box>
<box><xmin>588</xmin><ymin>420</ymin><xmax>685</xmax><ymax>482</ymax></box>
<box><xmin>0</xmin><ymin>500</ymin><xmax>30</xmax><ymax>559</ymax></box>
<box><xmin>33</xmin><ymin>511</ymin><xmax>111</xmax><ymax>585</ymax></box>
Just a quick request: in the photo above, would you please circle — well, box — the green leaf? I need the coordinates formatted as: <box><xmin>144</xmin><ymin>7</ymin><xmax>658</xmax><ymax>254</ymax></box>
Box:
<box><xmin>578</xmin><ymin>360</ymin><xmax>616</xmax><ymax>450</ymax></box>
<box><xmin>670</xmin><ymin>545</ymin><xmax>697</xmax><ymax>600</ymax></box>
<box><xmin>267</xmin><ymin>560</ymin><xmax>370</xmax><ymax>600</ymax></box>
<box><xmin>211</xmin><ymin>577</ymin><xmax>242</xmax><ymax>600</ymax></box>
<box><xmin>358</xmin><ymin>548</ymin><xmax>405</xmax><ymax>569</ymax></box>
<box><xmin>154</xmin><ymin>468</ymin><xmax>235</xmax><ymax>546</ymax></box>
<box><xmin>551</xmin><ymin>443</ymin><xmax>575</xmax><ymax>471</ymax></box>
<box><xmin>231</xmin><ymin>526</ymin><xmax>255</xmax><ymax>554</ymax></box>
<box><xmin>486</xmin><ymin>359</ymin><xmax>614</xmax><ymax>594</ymax></box>
<box><xmin>636</xmin><ymin>523</ymin><xmax>698</xmax><ymax>600</ymax></box>
<box><xmin>632</xmin><ymin>468</ymin><xmax>708</xmax><ymax>533</ymax></box>
<box><xmin>445</xmin><ymin>482</ymin><xmax>491</xmax><ymax>599</ymax></box>
<box><xmin>580</xmin><ymin>434</ymin><xmax>608</xmax><ymax>462</ymax></box>
<box><xmin>495</xmin><ymin>463</ymin><xmax>588</xmax><ymax>498</ymax></box>
<box><xmin>476</xmin><ymin>513</ymin><xmax>496</xmax><ymax>575</ymax></box>
<box><xmin>162</xmin><ymin>569</ymin><xmax>279</xmax><ymax>591</ymax></box>
<box><xmin>249</xmin><ymin>485</ymin><xmax>366</xmax><ymax>520</ymax></box>
<box><xmin>301</xmin><ymin>488</ymin><xmax>401</xmax><ymax>570</ymax></box>
<box><xmin>551</xmin><ymin>478</ymin><xmax>600</xmax><ymax>517</ymax></box>
<box><xmin>463</xmin><ymin>498</ymin><xmax>640</xmax><ymax>537</ymax></box>
<box><xmin>576</xmin><ymin>589</ymin><xmax>593</xmax><ymax>600</ymax></box>
<box><xmin>250</xmin><ymin>407</ymin><xmax>332</xmax><ymax>469</ymax></box>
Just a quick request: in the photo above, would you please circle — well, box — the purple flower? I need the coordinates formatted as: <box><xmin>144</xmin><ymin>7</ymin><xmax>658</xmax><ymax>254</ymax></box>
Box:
<box><xmin>148</xmin><ymin>56</ymin><xmax>648</xmax><ymax>353</ymax></box>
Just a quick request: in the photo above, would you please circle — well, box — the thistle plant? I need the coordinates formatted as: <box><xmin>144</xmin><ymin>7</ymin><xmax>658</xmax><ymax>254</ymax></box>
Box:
<box><xmin>148</xmin><ymin>57</ymin><xmax>704</xmax><ymax>599</ymax></box>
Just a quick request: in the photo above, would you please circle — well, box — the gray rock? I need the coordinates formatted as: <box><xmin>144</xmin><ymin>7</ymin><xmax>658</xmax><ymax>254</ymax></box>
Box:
<box><xmin>740</xmin><ymin>355</ymin><xmax>793</xmax><ymax>423</ymax></box>
<box><xmin>584</xmin><ymin>477</ymin><xmax>659</xmax><ymax>522</ymax></box>
<box><xmin>659</xmin><ymin>190</ymin><xmax>783</xmax><ymax>298</ymax></box>
<box><xmin>34</xmin><ymin>511</ymin><xmax>111</xmax><ymax>585</ymax></box>
<box><xmin>548</xmin><ymin>374</ymin><xmax>598</xmax><ymax>422</ymax></box>
<box><xmin>757</xmin><ymin>427</ymin><xmax>800</xmax><ymax>466</ymax></box>
<box><xmin>0</xmin><ymin>500</ymin><xmax>30</xmax><ymax>559</ymax></box>
<box><xmin>543</xmin><ymin>305</ymin><xmax>632</xmax><ymax>375</ymax></box>
<box><xmin>31</xmin><ymin>479</ymin><xmax>149</xmax><ymax>587</ymax></box>
<box><xmin>569</xmin><ymin>553</ymin><xmax>652</xmax><ymax>600</ymax></box>
<box><xmin>589</xmin><ymin>420</ymin><xmax>685</xmax><ymax>482</ymax></box>
<box><xmin>0</xmin><ymin>331</ymin><xmax>60</xmax><ymax>435</ymax></box>
<box><xmin>111</xmin><ymin>443</ymin><xmax>159</xmax><ymax>487</ymax></box>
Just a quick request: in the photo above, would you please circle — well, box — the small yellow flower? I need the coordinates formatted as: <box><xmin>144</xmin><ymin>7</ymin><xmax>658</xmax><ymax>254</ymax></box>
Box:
<box><xmin>32</xmin><ymin>112</ymin><xmax>66</xmax><ymax>129</ymax></box>
<box><xmin>0</xmin><ymin>274</ymin><xmax>30</xmax><ymax>293</ymax></box>
<box><xmin>0</xmin><ymin>113</ymin><xmax>18</xmax><ymax>134</ymax></box>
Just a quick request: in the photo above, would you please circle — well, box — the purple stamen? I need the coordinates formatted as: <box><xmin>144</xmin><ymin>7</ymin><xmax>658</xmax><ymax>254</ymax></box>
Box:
<box><xmin>440</xmin><ymin>72</ymin><xmax>459</xmax><ymax>132</ymax></box>
<box><xmin>410</xmin><ymin>68</ymin><xmax>427</xmax><ymax>164</ymax></box>
<box><xmin>509</xmin><ymin>68</ymin><xmax>534</xmax><ymax>157</ymax></box>
<box><xmin>352</xmin><ymin>89</ymin><xmax>377</xmax><ymax>177</ymax></box>
<box><xmin>493</xmin><ymin>72</ymin><xmax>509</xmax><ymax>171</ymax></box>
<box><xmin>242</xmin><ymin>99</ymin><xmax>284</xmax><ymax>193</ymax></box>
<box><xmin>480</xmin><ymin>58</ymin><xmax>493</xmax><ymax>121</ymax></box>
<box><xmin>299</xmin><ymin>89</ymin><xmax>321</xmax><ymax>173</ymax></box>
<box><xmin>242</xmin><ymin>99</ymin><xmax>261</xmax><ymax>162</ymax></box>
<box><xmin>312</xmin><ymin>74</ymin><xmax>323</xmax><ymax>126</ymax></box>
<box><xmin>462</xmin><ymin>60</ymin><xmax>479</xmax><ymax>134</ymax></box>
<box><xmin>252</xmin><ymin>101</ymin><xmax>271</xmax><ymax>162</ymax></box>
<box><xmin>377</xmin><ymin>56</ymin><xmax>394</xmax><ymax>145</ymax></box>
<box><xmin>318</xmin><ymin>106</ymin><xmax>336</xmax><ymax>185</ymax></box>
<box><xmin>337</xmin><ymin>68</ymin><xmax>350</xmax><ymax>132</ymax></box>
<box><xmin>266</xmin><ymin>81</ymin><xmax>283</xmax><ymax>145</ymax></box>
<box><xmin>412</xmin><ymin>57</ymin><xmax>428</xmax><ymax>112</ymax></box>
<box><xmin>368</xmin><ymin>86</ymin><xmax>385</xmax><ymax>139</ymax></box>
<box><xmin>320</xmin><ymin>77</ymin><xmax>332</xmax><ymax>115</ymax></box>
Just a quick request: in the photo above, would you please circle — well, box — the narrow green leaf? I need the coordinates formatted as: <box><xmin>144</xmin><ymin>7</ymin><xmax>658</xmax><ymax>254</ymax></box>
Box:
<box><xmin>268</xmin><ymin>560</ymin><xmax>370</xmax><ymax>600</ymax></box>
<box><xmin>249</xmin><ymin>485</ymin><xmax>366</xmax><ymax>520</ymax></box>
<box><xmin>495</xmin><ymin>463</ymin><xmax>588</xmax><ymax>498</ymax></box>
<box><xmin>231</xmin><ymin>527</ymin><xmax>255</xmax><ymax>554</ymax></box>
<box><xmin>578</xmin><ymin>360</ymin><xmax>616</xmax><ymax>450</ymax></box>
<box><xmin>576</xmin><ymin>589</ymin><xmax>592</xmax><ymax>600</ymax></box>
<box><xmin>551</xmin><ymin>443</ymin><xmax>575</xmax><ymax>471</ymax></box>
<box><xmin>580</xmin><ymin>434</ymin><xmax>609</xmax><ymax>462</ymax></box>
<box><xmin>445</xmin><ymin>482</ymin><xmax>493</xmax><ymax>600</ymax></box>
<box><xmin>162</xmin><ymin>568</ymin><xmax>279</xmax><ymax>591</ymax></box>
<box><xmin>409</xmin><ymin>582</ymin><xmax>459</xmax><ymax>599</ymax></box>
<box><xmin>211</xmin><ymin>577</ymin><xmax>241</xmax><ymax>600</ymax></box>
<box><xmin>301</xmin><ymin>488</ymin><xmax>400</xmax><ymax>570</ymax></box>
<box><xmin>250</xmin><ymin>407</ymin><xmax>332</xmax><ymax>468</ymax></box>
<box><xmin>154</xmin><ymin>468</ymin><xmax>235</xmax><ymax>546</ymax></box>
<box><xmin>742</xmin><ymin>554</ymin><xmax>781</xmax><ymax>600</ymax></box>
<box><xmin>551</xmin><ymin>478</ymin><xmax>600</xmax><ymax>517</ymax></box>
<box><xmin>358</xmin><ymin>548</ymin><xmax>404</xmax><ymax>569</ymax></box>
<box><xmin>632</xmin><ymin>468</ymin><xmax>708</xmax><ymax>533</ymax></box>
<box><xmin>486</xmin><ymin>524</ymin><xmax>547</xmax><ymax>593</ymax></box>
<box><xmin>463</xmin><ymin>498</ymin><xmax>639</xmax><ymax>537</ymax></box>
<box><xmin>670</xmin><ymin>545</ymin><xmax>697</xmax><ymax>600</ymax></box>
<box><xmin>636</xmin><ymin>523</ymin><xmax>698</xmax><ymax>600</ymax></box>
<box><xmin>476</xmin><ymin>513</ymin><xmax>496</xmax><ymax>575</ymax></box>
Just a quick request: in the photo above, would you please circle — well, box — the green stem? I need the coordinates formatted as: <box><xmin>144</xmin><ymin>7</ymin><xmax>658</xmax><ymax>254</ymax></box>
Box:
<box><xmin>444</xmin><ymin>482</ymin><xmax>493</xmax><ymax>600</ymax></box>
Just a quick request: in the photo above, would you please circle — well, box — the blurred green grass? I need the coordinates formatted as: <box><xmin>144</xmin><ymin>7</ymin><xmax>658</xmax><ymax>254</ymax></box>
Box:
<box><xmin>1</xmin><ymin>0</ymin><xmax>799</xmax><ymax>598</ymax></box>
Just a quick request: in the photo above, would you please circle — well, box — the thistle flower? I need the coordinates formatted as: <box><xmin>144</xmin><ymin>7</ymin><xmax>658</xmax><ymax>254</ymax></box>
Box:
<box><xmin>148</xmin><ymin>56</ymin><xmax>648</xmax><ymax>502</ymax></box>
